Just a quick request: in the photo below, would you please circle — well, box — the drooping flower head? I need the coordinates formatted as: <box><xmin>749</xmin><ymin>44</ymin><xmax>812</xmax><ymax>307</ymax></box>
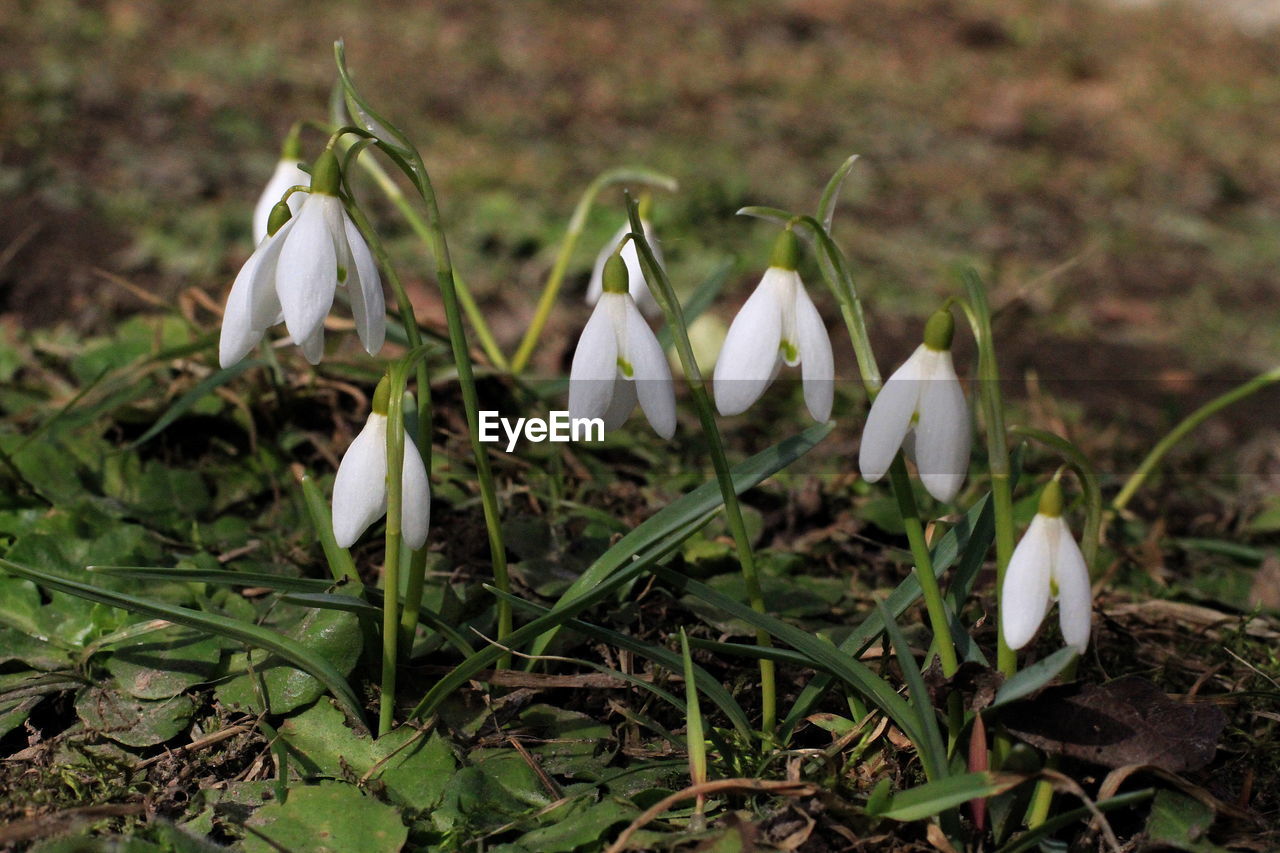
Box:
<box><xmin>219</xmin><ymin>148</ymin><xmax>385</xmax><ymax>367</ymax></box>
<box><xmin>253</xmin><ymin>134</ymin><xmax>309</xmax><ymax>243</ymax></box>
<box><xmin>858</xmin><ymin>307</ymin><xmax>970</xmax><ymax>502</ymax></box>
<box><xmin>713</xmin><ymin>228</ymin><xmax>834</xmax><ymax>422</ymax></box>
<box><xmin>569</xmin><ymin>250</ymin><xmax>676</xmax><ymax>438</ymax></box>
<box><xmin>332</xmin><ymin>377</ymin><xmax>431</xmax><ymax>550</ymax></box>
<box><xmin>1000</xmin><ymin>479</ymin><xmax>1092</xmax><ymax>654</ymax></box>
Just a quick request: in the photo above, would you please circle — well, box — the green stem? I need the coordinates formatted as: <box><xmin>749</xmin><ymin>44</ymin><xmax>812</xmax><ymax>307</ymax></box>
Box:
<box><xmin>380</xmin><ymin>368</ymin><xmax>407</xmax><ymax>737</ymax></box>
<box><xmin>351</xmin><ymin>147</ymin><xmax>509</xmax><ymax>371</ymax></box>
<box><xmin>625</xmin><ymin>194</ymin><xmax>776</xmax><ymax>734</ymax></box>
<box><xmin>1025</xmin><ymin>657</ymin><xmax>1077</xmax><ymax>827</ymax></box>
<box><xmin>957</xmin><ymin>271</ymin><xmax>1016</xmax><ymax>679</ymax></box>
<box><xmin>1112</xmin><ymin>365</ymin><xmax>1280</xmax><ymax>514</ymax></box>
<box><xmin>511</xmin><ymin>168</ymin><xmax>676</xmax><ymax>374</ymax></box>
<box><xmin>888</xmin><ymin>456</ymin><xmax>958</xmax><ymax>676</ymax></box>
<box><xmin>398</xmin><ymin>549</ymin><xmax>429</xmax><ymax>657</ymax></box>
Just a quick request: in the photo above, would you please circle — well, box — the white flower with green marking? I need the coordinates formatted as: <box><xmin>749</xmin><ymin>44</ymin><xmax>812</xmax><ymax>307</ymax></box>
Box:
<box><xmin>332</xmin><ymin>380</ymin><xmax>431</xmax><ymax>549</ymax></box>
<box><xmin>219</xmin><ymin>149</ymin><xmax>385</xmax><ymax>367</ymax></box>
<box><xmin>858</xmin><ymin>308</ymin><xmax>970</xmax><ymax>503</ymax></box>
<box><xmin>713</xmin><ymin>229</ymin><xmax>834</xmax><ymax>422</ymax></box>
<box><xmin>1001</xmin><ymin>480</ymin><xmax>1092</xmax><ymax>654</ymax></box>
<box><xmin>569</xmin><ymin>253</ymin><xmax>676</xmax><ymax>438</ymax></box>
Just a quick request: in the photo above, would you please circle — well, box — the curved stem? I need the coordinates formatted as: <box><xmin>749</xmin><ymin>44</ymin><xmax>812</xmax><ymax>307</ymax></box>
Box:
<box><xmin>1112</xmin><ymin>365</ymin><xmax>1280</xmax><ymax>514</ymax></box>
<box><xmin>511</xmin><ymin>168</ymin><xmax>677</xmax><ymax>374</ymax></box>
<box><xmin>625</xmin><ymin>193</ymin><xmax>777</xmax><ymax>735</ymax></box>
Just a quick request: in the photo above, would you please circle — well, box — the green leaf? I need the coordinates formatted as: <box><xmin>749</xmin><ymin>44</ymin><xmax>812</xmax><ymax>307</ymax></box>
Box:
<box><xmin>278</xmin><ymin>700</ymin><xmax>456</xmax><ymax>809</ymax></box>
<box><xmin>0</xmin><ymin>558</ymin><xmax>367</xmax><ymax>728</ymax></box>
<box><xmin>527</xmin><ymin>422</ymin><xmax>833</xmax><ymax>660</ymax></box>
<box><xmin>105</xmin><ymin>628</ymin><xmax>224</xmax><ymax>699</ymax></box>
<box><xmin>817</xmin><ymin>153</ymin><xmax>861</xmax><ymax>231</ymax></box>
<box><xmin>75</xmin><ymin>686</ymin><xmax>194</xmax><ymax>747</ymax></box>
<box><xmin>877</xmin><ymin>602</ymin><xmax>948</xmax><ymax>781</ymax></box>
<box><xmin>1143</xmin><ymin>790</ymin><xmax>1229</xmax><ymax>853</ymax></box>
<box><xmin>216</xmin><ymin>607</ymin><xmax>362</xmax><ymax>715</ymax></box>
<box><xmin>989</xmin><ymin>646</ymin><xmax>1078</xmax><ymax>709</ymax></box>
<box><xmin>866</xmin><ymin>772</ymin><xmax>1024</xmax><ymax>822</ymax></box>
<box><xmin>242</xmin><ymin>782</ymin><xmax>408</xmax><ymax>853</ymax></box>
<box><xmin>127</xmin><ymin>359</ymin><xmax>262</xmax><ymax>449</ymax></box>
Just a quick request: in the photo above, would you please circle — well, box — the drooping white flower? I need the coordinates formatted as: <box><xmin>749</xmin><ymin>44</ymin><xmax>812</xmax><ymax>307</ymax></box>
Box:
<box><xmin>219</xmin><ymin>149</ymin><xmax>385</xmax><ymax>368</ymax></box>
<box><xmin>332</xmin><ymin>380</ymin><xmax>431</xmax><ymax>550</ymax></box>
<box><xmin>713</xmin><ymin>229</ymin><xmax>833</xmax><ymax>422</ymax></box>
<box><xmin>1001</xmin><ymin>480</ymin><xmax>1092</xmax><ymax>654</ymax></box>
<box><xmin>858</xmin><ymin>308</ymin><xmax>970</xmax><ymax>502</ymax></box>
<box><xmin>569</xmin><ymin>253</ymin><xmax>676</xmax><ymax>438</ymax></box>
<box><xmin>253</xmin><ymin>158</ymin><xmax>309</xmax><ymax>243</ymax></box>
<box><xmin>585</xmin><ymin>220</ymin><xmax>662</xmax><ymax>317</ymax></box>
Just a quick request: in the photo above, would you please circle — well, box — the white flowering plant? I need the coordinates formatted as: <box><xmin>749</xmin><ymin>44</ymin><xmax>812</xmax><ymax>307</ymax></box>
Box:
<box><xmin>3</xmin><ymin>38</ymin><xmax>1272</xmax><ymax>853</ymax></box>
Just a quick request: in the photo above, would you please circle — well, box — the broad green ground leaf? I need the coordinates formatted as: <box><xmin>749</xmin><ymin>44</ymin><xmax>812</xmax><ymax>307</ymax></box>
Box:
<box><xmin>243</xmin><ymin>782</ymin><xmax>408</xmax><ymax>853</ymax></box>
<box><xmin>105</xmin><ymin>628</ymin><xmax>224</xmax><ymax>699</ymax></box>
<box><xmin>278</xmin><ymin>700</ymin><xmax>456</xmax><ymax>809</ymax></box>
<box><xmin>1143</xmin><ymin>790</ymin><xmax>1229</xmax><ymax>853</ymax></box>
<box><xmin>512</xmin><ymin>797</ymin><xmax>638</xmax><ymax>852</ymax></box>
<box><xmin>216</xmin><ymin>608</ymin><xmax>361</xmax><ymax>714</ymax></box>
<box><xmin>518</xmin><ymin>704</ymin><xmax>614</xmax><ymax>781</ymax></box>
<box><xmin>75</xmin><ymin>686</ymin><xmax>194</xmax><ymax>747</ymax></box>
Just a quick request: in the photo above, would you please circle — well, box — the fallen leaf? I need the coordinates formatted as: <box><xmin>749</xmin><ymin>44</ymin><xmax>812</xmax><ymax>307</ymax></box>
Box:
<box><xmin>1000</xmin><ymin>676</ymin><xmax>1227</xmax><ymax>772</ymax></box>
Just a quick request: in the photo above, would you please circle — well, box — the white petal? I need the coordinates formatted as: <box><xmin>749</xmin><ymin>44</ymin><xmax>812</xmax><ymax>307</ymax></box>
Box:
<box><xmin>1052</xmin><ymin>524</ymin><xmax>1093</xmax><ymax>654</ymax></box>
<box><xmin>277</xmin><ymin>194</ymin><xmax>340</xmax><ymax>347</ymax></box>
<box><xmin>713</xmin><ymin>270</ymin><xmax>786</xmax><ymax>416</ymax></box>
<box><xmin>622</xmin><ymin>296</ymin><xmax>676</xmax><ymax>439</ymax></box>
<box><xmin>332</xmin><ymin>414</ymin><xmax>389</xmax><ymax>548</ymax></box>
<box><xmin>253</xmin><ymin>160</ymin><xmax>308</xmax><ymax>243</ymax></box>
<box><xmin>585</xmin><ymin>223</ymin><xmax>630</xmax><ymax>306</ymax></box>
<box><xmin>1000</xmin><ymin>514</ymin><xmax>1055</xmax><ymax>650</ymax></box>
<box><xmin>858</xmin><ymin>346</ymin><xmax>927</xmax><ymax>483</ymax></box>
<box><xmin>601</xmin><ymin>373</ymin><xmax>637</xmax><ymax>431</ymax></box>
<box><xmin>793</xmin><ymin>282</ymin><xmax>834</xmax><ymax>422</ymax></box>
<box><xmin>342</xmin><ymin>214</ymin><xmax>386</xmax><ymax>356</ymax></box>
<box><xmin>399</xmin><ymin>436</ymin><xmax>432</xmax><ymax>550</ymax></box>
<box><xmin>299</xmin><ymin>323</ymin><xmax>325</xmax><ymax>365</ymax></box>
<box><xmin>568</xmin><ymin>297</ymin><xmax>620</xmax><ymax>422</ymax></box>
<box><xmin>915</xmin><ymin>350</ymin><xmax>970</xmax><ymax>502</ymax></box>
<box><xmin>219</xmin><ymin>220</ymin><xmax>293</xmax><ymax>368</ymax></box>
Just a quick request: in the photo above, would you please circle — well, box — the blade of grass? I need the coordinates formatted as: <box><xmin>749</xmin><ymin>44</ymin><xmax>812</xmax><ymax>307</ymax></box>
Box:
<box><xmin>877</xmin><ymin>602</ymin><xmax>949</xmax><ymax>782</ymax></box>
<box><xmin>527</xmin><ymin>421</ymin><xmax>833</xmax><ymax>661</ymax></box>
<box><xmin>868</xmin><ymin>772</ymin><xmax>1025</xmax><ymax>822</ymax></box>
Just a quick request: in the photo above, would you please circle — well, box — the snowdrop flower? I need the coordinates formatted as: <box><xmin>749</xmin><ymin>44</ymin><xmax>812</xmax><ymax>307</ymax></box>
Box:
<box><xmin>713</xmin><ymin>228</ymin><xmax>833</xmax><ymax>422</ymax></box>
<box><xmin>569</xmin><ymin>252</ymin><xmax>676</xmax><ymax>438</ymax></box>
<box><xmin>1001</xmin><ymin>480</ymin><xmax>1092</xmax><ymax>654</ymax></box>
<box><xmin>219</xmin><ymin>149</ymin><xmax>385</xmax><ymax>368</ymax></box>
<box><xmin>858</xmin><ymin>308</ymin><xmax>970</xmax><ymax>502</ymax></box>
<box><xmin>253</xmin><ymin>149</ymin><xmax>308</xmax><ymax>242</ymax></box>
<box><xmin>585</xmin><ymin>219</ymin><xmax>662</xmax><ymax>317</ymax></box>
<box><xmin>332</xmin><ymin>379</ymin><xmax>431</xmax><ymax>549</ymax></box>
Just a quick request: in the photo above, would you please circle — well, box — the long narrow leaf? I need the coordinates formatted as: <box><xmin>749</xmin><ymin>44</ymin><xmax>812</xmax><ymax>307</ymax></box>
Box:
<box><xmin>89</xmin><ymin>566</ymin><xmax>341</xmax><ymax>593</ymax></box>
<box><xmin>989</xmin><ymin>647</ymin><xmax>1078</xmax><ymax>710</ymax></box>
<box><xmin>492</xmin><ymin>587</ymin><xmax>753</xmax><ymax>740</ymax></box>
<box><xmin>651</xmin><ymin>566</ymin><xmax>929</xmax><ymax>758</ymax></box>
<box><xmin>1</xmin><ymin>558</ymin><xmax>366</xmax><ymax>729</ymax></box>
<box><xmin>527</xmin><ymin>421</ymin><xmax>833</xmax><ymax>660</ymax></box>
<box><xmin>994</xmin><ymin>790</ymin><xmax>1154</xmax><ymax>853</ymax></box>
<box><xmin>868</xmin><ymin>772</ymin><xmax>1025</xmax><ymax>822</ymax></box>
<box><xmin>877</xmin><ymin>602</ymin><xmax>948</xmax><ymax>781</ymax></box>
<box><xmin>408</xmin><ymin>513</ymin><xmax>710</xmax><ymax>721</ymax></box>
<box><xmin>817</xmin><ymin>154</ymin><xmax>860</xmax><ymax>232</ymax></box>
<box><xmin>127</xmin><ymin>359</ymin><xmax>263</xmax><ymax>449</ymax></box>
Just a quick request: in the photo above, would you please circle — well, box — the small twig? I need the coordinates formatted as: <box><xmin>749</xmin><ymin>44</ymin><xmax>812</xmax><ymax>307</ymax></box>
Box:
<box><xmin>134</xmin><ymin>724</ymin><xmax>252</xmax><ymax>770</ymax></box>
<box><xmin>603</xmin><ymin>778</ymin><xmax>817</xmax><ymax>853</ymax></box>
<box><xmin>509</xmin><ymin>735</ymin><xmax>564</xmax><ymax>800</ymax></box>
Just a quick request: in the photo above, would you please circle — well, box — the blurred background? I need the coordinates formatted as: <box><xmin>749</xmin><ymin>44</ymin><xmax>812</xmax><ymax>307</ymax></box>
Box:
<box><xmin>2</xmin><ymin>0</ymin><xmax>1279</xmax><ymax>443</ymax></box>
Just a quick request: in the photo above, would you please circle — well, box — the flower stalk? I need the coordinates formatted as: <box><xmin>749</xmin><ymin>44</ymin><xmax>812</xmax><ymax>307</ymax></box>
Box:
<box><xmin>624</xmin><ymin>192</ymin><xmax>778</xmax><ymax>735</ymax></box>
